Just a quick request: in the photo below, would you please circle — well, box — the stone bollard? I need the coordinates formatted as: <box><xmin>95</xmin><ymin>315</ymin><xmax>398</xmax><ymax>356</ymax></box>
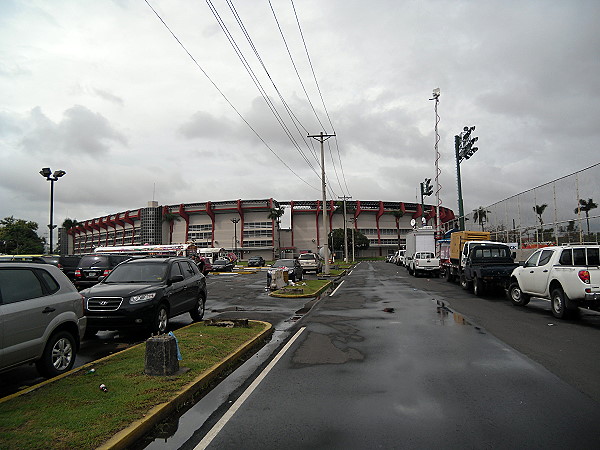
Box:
<box><xmin>145</xmin><ymin>334</ymin><xmax>179</xmax><ymax>376</ymax></box>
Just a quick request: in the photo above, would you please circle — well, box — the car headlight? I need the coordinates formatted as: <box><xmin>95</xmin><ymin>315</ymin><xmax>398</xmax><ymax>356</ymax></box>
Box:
<box><xmin>129</xmin><ymin>292</ymin><xmax>157</xmax><ymax>304</ymax></box>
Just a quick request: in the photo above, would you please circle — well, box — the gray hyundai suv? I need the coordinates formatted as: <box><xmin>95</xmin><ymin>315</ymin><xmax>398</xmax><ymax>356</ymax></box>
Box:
<box><xmin>0</xmin><ymin>263</ymin><xmax>87</xmax><ymax>378</ymax></box>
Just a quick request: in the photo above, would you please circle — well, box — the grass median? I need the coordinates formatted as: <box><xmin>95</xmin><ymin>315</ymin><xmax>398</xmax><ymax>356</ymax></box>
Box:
<box><xmin>0</xmin><ymin>321</ymin><xmax>270</xmax><ymax>449</ymax></box>
<box><xmin>271</xmin><ymin>279</ymin><xmax>331</xmax><ymax>297</ymax></box>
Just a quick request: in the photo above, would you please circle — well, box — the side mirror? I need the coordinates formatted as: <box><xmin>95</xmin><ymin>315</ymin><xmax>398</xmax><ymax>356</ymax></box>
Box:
<box><xmin>169</xmin><ymin>274</ymin><xmax>184</xmax><ymax>285</ymax></box>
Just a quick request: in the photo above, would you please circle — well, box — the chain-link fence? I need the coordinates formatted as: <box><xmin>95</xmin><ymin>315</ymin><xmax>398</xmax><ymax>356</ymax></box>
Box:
<box><xmin>458</xmin><ymin>163</ymin><xmax>599</xmax><ymax>247</ymax></box>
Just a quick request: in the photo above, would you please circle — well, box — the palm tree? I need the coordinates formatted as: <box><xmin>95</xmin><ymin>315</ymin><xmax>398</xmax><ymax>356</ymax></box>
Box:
<box><xmin>268</xmin><ymin>207</ymin><xmax>285</xmax><ymax>258</ymax></box>
<box><xmin>162</xmin><ymin>212</ymin><xmax>180</xmax><ymax>244</ymax></box>
<box><xmin>62</xmin><ymin>218</ymin><xmax>82</xmax><ymax>231</ymax></box>
<box><xmin>533</xmin><ymin>204</ymin><xmax>547</xmax><ymax>226</ymax></box>
<box><xmin>575</xmin><ymin>198</ymin><xmax>597</xmax><ymax>234</ymax></box>
<box><xmin>391</xmin><ymin>209</ymin><xmax>404</xmax><ymax>249</ymax></box>
<box><xmin>473</xmin><ymin>207</ymin><xmax>490</xmax><ymax>231</ymax></box>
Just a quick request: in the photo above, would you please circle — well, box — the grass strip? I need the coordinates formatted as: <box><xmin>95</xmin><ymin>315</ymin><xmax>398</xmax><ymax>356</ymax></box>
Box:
<box><xmin>0</xmin><ymin>321</ymin><xmax>269</xmax><ymax>450</ymax></box>
<box><xmin>272</xmin><ymin>279</ymin><xmax>330</xmax><ymax>297</ymax></box>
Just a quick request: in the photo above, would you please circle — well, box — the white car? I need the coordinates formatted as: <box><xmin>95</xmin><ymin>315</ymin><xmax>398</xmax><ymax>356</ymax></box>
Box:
<box><xmin>508</xmin><ymin>245</ymin><xmax>600</xmax><ymax>319</ymax></box>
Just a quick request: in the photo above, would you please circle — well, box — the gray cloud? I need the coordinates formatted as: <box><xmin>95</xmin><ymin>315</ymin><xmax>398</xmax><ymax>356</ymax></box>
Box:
<box><xmin>19</xmin><ymin>105</ymin><xmax>127</xmax><ymax>156</ymax></box>
<box><xmin>93</xmin><ymin>89</ymin><xmax>124</xmax><ymax>106</ymax></box>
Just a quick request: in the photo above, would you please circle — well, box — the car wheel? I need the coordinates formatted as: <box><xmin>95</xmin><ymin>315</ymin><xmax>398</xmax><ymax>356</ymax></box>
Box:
<box><xmin>508</xmin><ymin>282</ymin><xmax>530</xmax><ymax>306</ymax></box>
<box><xmin>445</xmin><ymin>269</ymin><xmax>454</xmax><ymax>283</ymax></box>
<box><xmin>473</xmin><ymin>278</ymin><xmax>485</xmax><ymax>297</ymax></box>
<box><xmin>190</xmin><ymin>294</ymin><xmax>206</xmax><ymax>321</ymax></box>
<box><xmin>460</xmin><ymin>275</ymin><xmax>472</xmax><ymax>291</ymax></box>
<box><xmin>551</xmin><ymin>288</ymin><xmax>578</xmax><ymax>319</ymax></box>
<box><xmin>152</xmin><ymin>304</ymin><xmax>169</xmax><ymax>334</ymax></box>
<box><xmin>36</xmin><ymin>331</ymin><xmax>77</xmax><ymax>378</ymax></box>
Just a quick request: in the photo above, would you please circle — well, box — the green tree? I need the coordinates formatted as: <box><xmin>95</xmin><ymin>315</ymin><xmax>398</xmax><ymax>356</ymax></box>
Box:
<box><xmin>473</xmin><ymin>207</ymin><xmax>490</xmax><ymax>231</ymax></box>
<box><xmin>329</xmin><ymin>228</ymin><xmax>369</xmax><ymax>254</ymax></box>
<box><xmin>62</xmin><ymin>218</ymin><xmax>81</xmax><ymax>231</ymax></box>
<box><xmin>0</xmin><ymin>216</ymin><xmax>45</xmax><ymax>254</ymax></box>
<box><xmin>533</xmin><ymin>204</ymin><xmax>548</xmax><ymax>227</ymax></box>
<box><xmin>575</xmin><ymin>198</ymin><xmax>597</xmax><ymax>234</ymax></box>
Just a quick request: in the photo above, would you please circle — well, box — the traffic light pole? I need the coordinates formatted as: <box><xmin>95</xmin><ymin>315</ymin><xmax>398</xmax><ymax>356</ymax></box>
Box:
<box><xmin>455</xmin><ymin>135</ymin><xmax>466</xmax><ymax>230</ymax></box>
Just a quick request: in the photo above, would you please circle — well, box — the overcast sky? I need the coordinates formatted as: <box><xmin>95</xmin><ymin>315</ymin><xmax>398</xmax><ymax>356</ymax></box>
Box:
<box><xmin>1</xmin><ymin>0</ymin><xmax>599</xmax><ymax>238</ymax></box>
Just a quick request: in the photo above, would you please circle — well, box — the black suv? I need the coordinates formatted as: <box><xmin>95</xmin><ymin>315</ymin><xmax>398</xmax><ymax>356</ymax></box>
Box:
<box><xmin>74</xmin><ymin>254</ymin><xmax>132</xmax><ymax>289</ymax></box>
<box><xmin>81</xmin><ymin>257</ymin><xmax>207</xmax><ymax>336</ymax></box>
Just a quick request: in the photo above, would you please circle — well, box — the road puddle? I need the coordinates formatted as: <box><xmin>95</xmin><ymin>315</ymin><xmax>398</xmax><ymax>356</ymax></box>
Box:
<box><xmin>433</xmin><ymin>300</ymin><xmax>485</xmax><ymax>333</ymax></box>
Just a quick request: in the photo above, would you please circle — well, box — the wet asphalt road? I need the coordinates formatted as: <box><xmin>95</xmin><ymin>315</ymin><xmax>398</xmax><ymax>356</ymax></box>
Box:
<box><xmin>177</xmin><ymin>261</ymin><xmax>599</xmax><ymax>449</ymax></box>
<box><xmin>3</xmin><ymin>263</ymin><xmax>599</xmax><ymax>448</ymax></box>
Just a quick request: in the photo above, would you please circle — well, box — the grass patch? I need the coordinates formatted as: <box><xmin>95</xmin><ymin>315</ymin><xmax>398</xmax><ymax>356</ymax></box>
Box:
<box><xmin>273</xmin><ymin>279</ymin><xmax>330</xmax><ymax>297</ymax></box>
<box><xmin>0</xmin><ymin>322</ymin><xmax>269</xmax><ymax>450</ymax></box>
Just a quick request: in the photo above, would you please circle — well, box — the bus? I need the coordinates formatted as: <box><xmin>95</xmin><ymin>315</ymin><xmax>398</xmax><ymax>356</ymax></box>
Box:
<box><xmin>94</xmin><ymin>244</ymin><xmax>198</xmax><ymax>257</ymax></box>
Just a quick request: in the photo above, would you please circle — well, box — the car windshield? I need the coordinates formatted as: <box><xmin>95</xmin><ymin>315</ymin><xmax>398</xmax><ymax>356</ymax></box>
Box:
<box><xmin>273</xmin><ymin>259</ymin><xmax>294</xmax><ymax>267</ymax></box>
<box><xmin>104</xmin><ymin>262</ymin><xmax>168</xmax><ymax>283</ymax></box>
<box><xmin>298</xmin><ymin>254</ymin><xmax>316</xmax><ymax>260</ymax></box>
<box><xmin>79</xmin><ymin>255</ymin><xmax>110</xmax><ymax>268</ymax></box>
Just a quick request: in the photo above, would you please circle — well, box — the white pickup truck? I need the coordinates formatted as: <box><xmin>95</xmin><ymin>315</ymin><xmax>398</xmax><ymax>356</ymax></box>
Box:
<box><xmin>408</xmin><ymin>251</ymin><xmax>440</xmax><ymax>278</ymax></box>
<box><xmin>508</xmin><ymin>245</ymin><xmax>600</xmax><ymax>319</ymax></box>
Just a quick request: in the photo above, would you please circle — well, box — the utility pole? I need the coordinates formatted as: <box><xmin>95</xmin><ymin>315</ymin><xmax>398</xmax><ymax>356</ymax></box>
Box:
<box><xmin>338</xmin><ymin>195</ymin><xmax>352</xmax><ymax>263</ymax></box>
<box><xmin>308</xmin><ymin>131</ymin><xmax>335</xmax><ymax>275</ymax></box>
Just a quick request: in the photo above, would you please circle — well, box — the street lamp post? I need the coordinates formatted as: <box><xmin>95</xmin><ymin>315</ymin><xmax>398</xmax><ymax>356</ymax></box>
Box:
<box><xmin>230</xmin><ymin>218</ymin><xmax>240</xmax><ymax>258</ymax></box>
<box><xmin>39</xmin><ymin>167</ymin><xmax>66</xmax><ymax>254</ymax></box>
<box><xmin>455</xmin><ymin>126</ymin><xmax>479</xmax><ymax>230</ymax></box>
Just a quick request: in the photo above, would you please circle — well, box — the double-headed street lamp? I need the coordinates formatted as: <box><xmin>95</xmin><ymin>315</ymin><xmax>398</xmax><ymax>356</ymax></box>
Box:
<box><xmin>455</xmin><ymin>126</ymin><xmax>479</xmax><ymax>230</ymax></box>
<box><xmin>39</xmin><ymin>167</ymin><xmax>66</xmax><ymax>253</ymax></box>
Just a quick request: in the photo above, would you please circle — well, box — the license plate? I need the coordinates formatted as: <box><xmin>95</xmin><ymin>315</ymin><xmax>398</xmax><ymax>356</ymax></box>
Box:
<box><xmin>87</xmin><ymin>271</ymin><xmax>97</xmax><ymax>277</ymax></box>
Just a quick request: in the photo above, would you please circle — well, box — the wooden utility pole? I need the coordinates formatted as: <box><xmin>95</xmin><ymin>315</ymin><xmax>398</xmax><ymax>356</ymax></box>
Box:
<box><xmin>308</xmin><ymin>131</ymin><xmax>335</xmax><ymax>274</ymax></box>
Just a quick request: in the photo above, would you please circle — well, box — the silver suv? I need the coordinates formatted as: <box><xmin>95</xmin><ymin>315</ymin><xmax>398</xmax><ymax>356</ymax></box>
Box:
<box><xmin>298</xmin><ymin>253</ymin><xmax>322</xmax><ymax>273</ymax></box>
<box><xmin>0</xmin><ymin>263</ymin><xmax>87</xmax><ymax>377</ymax></box>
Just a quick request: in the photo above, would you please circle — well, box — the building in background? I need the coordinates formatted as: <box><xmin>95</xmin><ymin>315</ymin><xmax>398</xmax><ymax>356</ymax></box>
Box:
<box><xmin>66</xmin><ymin>199</ymin><xmax>455</xmax><ymax>259</ymax></box>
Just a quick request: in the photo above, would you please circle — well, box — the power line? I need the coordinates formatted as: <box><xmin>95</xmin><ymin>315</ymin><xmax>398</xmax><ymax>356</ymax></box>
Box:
<box><xmin>219</xmin><ymin>0</ymin><xmax>340</xmax><ymax>199</ymax></box>
<box><xmin>290</xmin><ymin>0</ymin><xmax>351</xmax><ymax>197</ymax></box>
<box><xmin>207</xmin><ymin>0</ymin><xmax>319</xmax><ymax>178</ymax></box>
<box><xmin>143</xmin><ymin>0</ymin><xmax>319</xmax><ymax>191</ymax></box>
<box><xmin>222</xmin><ymin>0</ymin><xmax>321</xmax><ymax>176</ymax></box>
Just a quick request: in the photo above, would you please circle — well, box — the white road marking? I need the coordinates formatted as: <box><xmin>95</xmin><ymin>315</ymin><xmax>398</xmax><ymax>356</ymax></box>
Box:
<box><xmin>195</xmin><ymin>326</ymin><xmax>307</xmax><ymax>450</ymax></box>
<box><xmin>329</xmin><ymin>280</ymin><xmax>345</xmax><ymax>296</ymax></box>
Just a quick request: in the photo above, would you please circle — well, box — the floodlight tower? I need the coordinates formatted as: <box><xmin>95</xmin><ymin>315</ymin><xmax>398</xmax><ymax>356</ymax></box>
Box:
<box><xmin>429</xmin><ymin>88</ymin><xmax>442</xmax><ymax>237</ymax></box>
<box><xmin>39</xmin><ymin>167</ymin><xmax>67</xmax><ymax>253</ymax></box>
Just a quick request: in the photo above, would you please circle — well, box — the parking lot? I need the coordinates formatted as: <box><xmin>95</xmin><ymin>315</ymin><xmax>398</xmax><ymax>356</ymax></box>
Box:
<box><xmin>0</xmin><ymin>268</ymin><xmax>324</xmax><ymax>398</ymax></box>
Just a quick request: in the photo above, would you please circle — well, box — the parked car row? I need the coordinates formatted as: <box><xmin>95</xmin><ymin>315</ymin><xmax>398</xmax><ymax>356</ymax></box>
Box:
<box><xmin>387</xmin><ymin>229</ymin><xmax>600</xmax><ymax>321</ymax></box>
<box><xmin>0</xmin><ymin>254</ymin><xmax>208</xmax><ymax>380</ymax></box>
<box><xmin>0</xmin><ymin>254</ymin><xmax>83</xmax><ymax>281</ymax></box>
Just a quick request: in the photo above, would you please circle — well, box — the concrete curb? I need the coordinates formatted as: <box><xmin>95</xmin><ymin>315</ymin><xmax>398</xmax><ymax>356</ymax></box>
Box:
<box><xmin>97</xmin><ymin>320</ymin><xmax>273</xmax><ymax>449</ymax></box>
